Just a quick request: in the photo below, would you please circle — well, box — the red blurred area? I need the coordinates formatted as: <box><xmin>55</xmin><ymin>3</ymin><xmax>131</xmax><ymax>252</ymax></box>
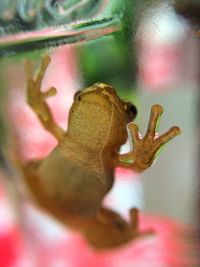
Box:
<box><xmin>0</xmin><ymin>180</ymin><xmax>193</xmax><ymax>267</ymax></box>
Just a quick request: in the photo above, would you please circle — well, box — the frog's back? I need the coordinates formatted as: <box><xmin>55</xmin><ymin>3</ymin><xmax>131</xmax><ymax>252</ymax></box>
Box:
<box><xmin>37</xmin><ymin>140</ymin><xmax>114</xmax><ymax>216</ymax></box>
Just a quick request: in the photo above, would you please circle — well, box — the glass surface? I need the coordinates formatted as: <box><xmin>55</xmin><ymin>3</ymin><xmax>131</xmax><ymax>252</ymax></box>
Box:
<box><xmin>0</xmin><ymin>1</ymin><xmax>198</xmax><ymax>266</ymax></box>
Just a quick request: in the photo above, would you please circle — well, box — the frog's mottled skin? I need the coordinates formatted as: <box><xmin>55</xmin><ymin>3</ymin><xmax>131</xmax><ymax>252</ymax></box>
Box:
<box><xmin>22</xmin><ymin>56</ymin><xmax>180</xmax><ymax>249</ymax></box>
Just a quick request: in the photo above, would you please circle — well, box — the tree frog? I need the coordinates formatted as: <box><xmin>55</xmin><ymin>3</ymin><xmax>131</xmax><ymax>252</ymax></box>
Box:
<box><xmin>22</xmin><ymin>55</ymin><xmax>180</xmax><ymax>249</ymax></box>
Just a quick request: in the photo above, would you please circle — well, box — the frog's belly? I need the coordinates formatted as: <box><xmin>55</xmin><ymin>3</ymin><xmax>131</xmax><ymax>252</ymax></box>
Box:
<box><xmin>38</xmin><ymin>153</ymin><xmax>112</xmax><ymax>216</ymax></box>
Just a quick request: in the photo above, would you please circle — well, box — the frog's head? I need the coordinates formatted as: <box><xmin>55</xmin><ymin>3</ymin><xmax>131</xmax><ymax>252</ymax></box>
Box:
<box><xmin>68</xmin><ymin>83</ymin><xmax>137</xmax><ymax>151</ymax></box>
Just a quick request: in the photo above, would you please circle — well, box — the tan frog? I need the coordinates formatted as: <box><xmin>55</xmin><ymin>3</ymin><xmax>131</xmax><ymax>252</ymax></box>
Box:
<box><xmin>21</xmin><ymin>55</ymin><xmax>180</xmax><ymax>249</ymax></box>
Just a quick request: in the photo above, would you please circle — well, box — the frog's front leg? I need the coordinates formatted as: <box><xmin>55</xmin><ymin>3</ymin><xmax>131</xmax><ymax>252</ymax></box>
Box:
<box><xmin>118</xmin><ymin>105</ymin><xmax>181</xmax><ymax>172</ymax></box>
<box><xmin>24</xmin><ymin>55</ymin><xmax>65</xmax><ymax>141</ymax></box>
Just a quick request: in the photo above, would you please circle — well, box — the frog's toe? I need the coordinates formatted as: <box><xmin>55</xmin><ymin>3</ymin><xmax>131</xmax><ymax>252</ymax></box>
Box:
<box><xmin>145</xmin><ymin>105</ymin><xmax>164</xmax><ymax>138</ymax></box>
<box><xmin>41</xmin><ymin>54</ymin><xmax>51</xmax><ymax>67</ymax></box>
<box><xmin>36</xmin><ymin>55</ymin><xmax>51</xmax><ymax>87</ymax></box>
<box><xmin>170</xmin><ymin>126</ymin><xmax>181</xmax><ymax>136</ymax></box>
<box><xmin>128</xmin><ymin>123</ymin><xmax>141</xmax><ymax>142</ymax></box>
<box><xmin>130</xmin><ymin>207</ymin><xmax>139</xmax><ymax>230</ymax></box>
<box><xmin>152</xmin><ymin>104</ymin><xmax>163</xmax><ymax>114</ymax></box>
<box><xmin>42</xmin><ymin>87</ymin><xmax>57</xmax><ymax>100</ymax></box>
<box><xmin>156</xmin><ymin>126</ymin><xmax>181</xmax><ymax>148</ymax></box>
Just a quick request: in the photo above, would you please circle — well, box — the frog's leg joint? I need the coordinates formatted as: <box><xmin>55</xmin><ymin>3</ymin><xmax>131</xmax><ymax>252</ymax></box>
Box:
<box><xmin>24</xmin><ymin>55</ymin><xmax>65</xmax><ymax>140</ymax></box>
<box><xmin>118</xmin><ymin>104</ymin><xmax>181</xmax><ymax>172</ymax></box>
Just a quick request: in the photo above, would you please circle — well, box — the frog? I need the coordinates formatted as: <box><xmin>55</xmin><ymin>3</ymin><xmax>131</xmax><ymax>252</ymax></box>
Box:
<box><xmin>21</xmin><ymin>55</ymin><xmax>181</xmax><ymax>249</ymax></box>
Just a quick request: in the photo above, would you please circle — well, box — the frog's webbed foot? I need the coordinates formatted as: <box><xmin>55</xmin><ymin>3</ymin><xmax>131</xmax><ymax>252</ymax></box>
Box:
<box><xmin>86</xmin><ymin>206</ymin><xmax>153</xmax><ymax>248</ymax></box>
<box><xmin>97</xmin><ymin>207</ymin><xmax>152</xmax><ymax>237</ymax></box>
<box><xmin>25</xmin><ymin>55</ymin><xmax>57</xmax><ymax>115</ymax></box>
<box><xmin>119</xmin><ymin>105</ymin><xmax>181</xmax><ymax>172</ymax></box>
<box><xmin>24</xmin><ymin>55</ymin><xmax>65</xmax><ymax>140</ymax></box>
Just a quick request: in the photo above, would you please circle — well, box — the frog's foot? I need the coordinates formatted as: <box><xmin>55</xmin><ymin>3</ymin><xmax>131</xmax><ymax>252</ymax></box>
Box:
<box><xmin>25</xmin><ymin>55</ymin><xmax>57</xmax><ymax>119</ymax></box>
<box><xmin>119</xmin><ymin>105</ymin><xmax>181</xmax><ymax>172</ymax></box>
<box><xmin>97</xmin><ymin>207</ymin><xmax>127</xmax><ymax>229</ymax></box>
<box><xmin>85</xmin><ymin>207</ymin><xmax>153</xmax><ymax>249</ymax></box>
<box><xmin>24</xmin><ymin>55</ymin><xmax>65</xmax><ymax>140</ymax></box>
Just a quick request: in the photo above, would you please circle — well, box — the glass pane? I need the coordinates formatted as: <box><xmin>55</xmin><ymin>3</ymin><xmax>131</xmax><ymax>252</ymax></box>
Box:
<box><xmin>0</xmin><ymin>1</ymin><xmax>198</xmax><ymax>266</ymax></box>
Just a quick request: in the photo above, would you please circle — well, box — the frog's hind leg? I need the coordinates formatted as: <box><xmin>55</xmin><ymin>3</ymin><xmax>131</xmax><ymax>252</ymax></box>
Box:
<box><xmin>22</xmin><ymin>160</ymin><xmax>39</xmax><ymax>187</ymax></box>
<box><xmin>82</xmin><ymin>206</ymin><xmax>140</xmax><ymax>249</ymax></box>
<box><xmin>84</xmin><ymin>206</ymin><xmax>154</xmax><ymax>249</ymax></box>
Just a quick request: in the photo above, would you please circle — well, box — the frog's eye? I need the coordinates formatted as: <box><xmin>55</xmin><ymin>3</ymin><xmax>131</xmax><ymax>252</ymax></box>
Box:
<box><xmin>74</xmin><ymin>90</ymin><xmax>81</xmax><ymax>99</ymax></box>
<box><xmin>129</xmin><ymin>104</ymin><xmax>137</xmax><ymax>117</ymax></box>
<box><xmin>125</xmin><ymin>102</ymin><xmax>137</xmax><ymax>121</ymax></box>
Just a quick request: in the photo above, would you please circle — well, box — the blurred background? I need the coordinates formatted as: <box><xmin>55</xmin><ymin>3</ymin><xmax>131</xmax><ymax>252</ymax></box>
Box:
<box><xmin>0</xmin><ymin>0</ymin><xmax>199</xmax><ymax>266</ymax></box>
